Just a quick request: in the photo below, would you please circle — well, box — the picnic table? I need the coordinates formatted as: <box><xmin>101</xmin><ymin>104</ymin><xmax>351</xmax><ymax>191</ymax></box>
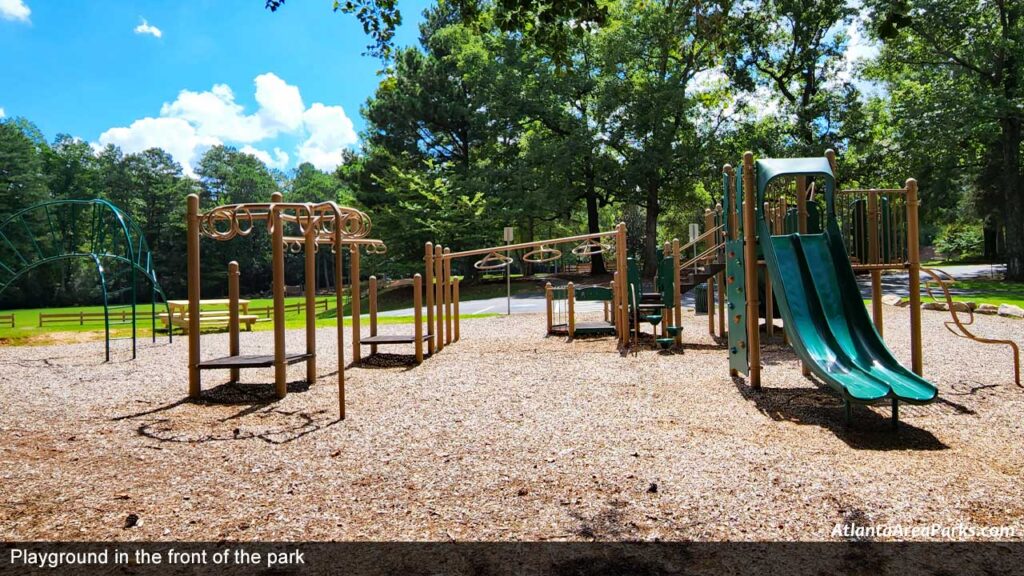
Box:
<box><xmin>160</xmin><ymin>299</ymin><xmax>259</xmax><ymax>333</ymax></box>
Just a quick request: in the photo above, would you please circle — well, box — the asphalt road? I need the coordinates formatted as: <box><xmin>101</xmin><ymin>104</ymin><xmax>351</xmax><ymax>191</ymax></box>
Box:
<box><xmin>378</xmin><ymin>264</ymin><xmax>1005</xmax><ymax>317</ymax></box>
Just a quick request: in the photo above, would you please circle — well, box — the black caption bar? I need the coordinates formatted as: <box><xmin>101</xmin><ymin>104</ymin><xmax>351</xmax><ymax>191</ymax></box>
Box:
<box><xmin>1</xmin><ymin>542</ymin><xmax>1022</xmax><ymax>575</ymax></box>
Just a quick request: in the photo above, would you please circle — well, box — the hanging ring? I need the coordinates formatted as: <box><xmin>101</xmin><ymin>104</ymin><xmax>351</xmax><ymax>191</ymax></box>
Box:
<box><xmin>474</xmin><ymin>251</ymin><xmax>513</xmax><ymax>270</ymax></box>
<box><xmin>522</xmin><ymin>245</ymin><xmax>562</xmax><ymax>263</ymax></box>
<box><xmin>571</xmin><ymin>239</ymin><xmax>610</xmax><ymax>257</ymax></box>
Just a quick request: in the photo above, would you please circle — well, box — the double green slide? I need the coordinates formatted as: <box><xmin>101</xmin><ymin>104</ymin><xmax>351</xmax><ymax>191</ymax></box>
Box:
<box><xmin>759</xmin><ymin>217</ymin><xmax>937</xmax><ymax>423</ymax></box>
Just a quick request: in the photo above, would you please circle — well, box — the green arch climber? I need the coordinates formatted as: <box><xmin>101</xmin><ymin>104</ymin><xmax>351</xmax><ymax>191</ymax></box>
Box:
<box><xmin>0</xmin><ymin>199</ymin><xmax>171</xmax><ymax>360</ymax></box>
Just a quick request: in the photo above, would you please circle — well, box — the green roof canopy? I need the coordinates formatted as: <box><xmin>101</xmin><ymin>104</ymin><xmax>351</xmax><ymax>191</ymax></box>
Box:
<box><xmin>755</xmin><ymin>157</ymin><xmax>836</xmax><ymax>216</ymax></box>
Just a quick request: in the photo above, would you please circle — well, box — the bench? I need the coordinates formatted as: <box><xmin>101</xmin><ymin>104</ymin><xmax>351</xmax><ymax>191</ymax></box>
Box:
<box><xmin>0</xmin><ymin>314</ymin><xmax>13</xmax><ymax>328</ymax></box>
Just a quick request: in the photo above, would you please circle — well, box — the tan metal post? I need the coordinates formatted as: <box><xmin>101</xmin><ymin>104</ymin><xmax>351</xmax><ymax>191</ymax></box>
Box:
<box><xmin>453</xmin><ymin>277</ymin><xmax>460</xmax><ymax>342</ymax></box>
<box><xmin>567</xmin><ymin>281</ymin><xmax>575</xmax><ymax>339</ymax></box>
<box><xmin>444</xmin><ymin>247</ymin><xmax>452</xmax><ymax>345</ymax></box>
<box><xmin>228</xmin><ymin>261</ymin><xmax>240</xmax><ymax>384</ymax></box>
<box><xmin>612</xmin><ymin>272</ymin><xmax>620</xmax><ymax>338</ymax></box>
<box><xmin>742</xmin><ymin>152</ymin><xmax>761</xmax><ymax>388</ymax></box>
<box><xmin>425</xmin><ymin>242</ymin><xmax>435</xmax><ymax>354</ymax></box>
<box><xmin>186</xmin><ymin>194</ymin><xmax>201</xmax><ymax>397</ymax></box>
<box><xmin>724</xmin><ymin>165</ymin><xmax>737</xmax><ymax>241</ymax></box>
<box><xmin>798</xmin><ymin>174</ymin><xmax>811</xmax><ymax>376</ymax></box>
<box><xmin>271</xmin><ymin>192</ymin><xmax>287</xmax><ymax>398</ymax></box>
<box><xmin>716</xmin><ymin>204</ymin><xmax>725</xmax><ymax>337</ymax></box>
<box><xmin>868</xmin><ymin>190</ymin><xmax>884</xmax><ymax>335</ymax></box>
<box><xmin>369</xmin><ymin>275</ymin><xmax>378</xmax><ymax>356</ymax></box>
<box><xmin>907</xmin><ymin>178</ymin><xmax>923</xmax><ymax>375</ymax></box>
<box><xmin>434</xmin><ymin>245</ymin><xmax>444</xmax><ymax>352</ymax></box>
<box><xmin>796</xmin><ymin>175</ymin><xmax>808</xmax><ymax>234</ymax></box>
<box><xmin>334</xmin><ymin>227</ymin><xmax>345</xmax><ymax>418</ymax></box>
<box><xmin>609</xmin><ymin>279</ymin><xmax>616</xmax><ymax>324</ymax></box>
<box><xmin>616</xmin><ymin>222</ymin><xmax>628</xmax><ymax>346</ymax></box>
<box><xmin>672</xmin><ymin>238</ymin><xmax>682</xmax><ymax>345</ymax></box>
<box><xmin>705</xmin><ymin>209</ymin><xmax>715</xmax><ymax>336</ymax></box>
<box><xmin>545</xmin><ymin>282</ymin><xmax>553</xmax><ymax>334</ymax></box>
<box><xmin>350</xmin><ymin>244</ymin><xmax>361</xmax><ymax>364</ymax></box>
<box><xmin>660</xmin><ymin>242</ymin><xmax>669</xmax><ymax>338</ymax></box>
<box><xmin>304</xmin><ymin>209</ymin><xmax>317</xmax><ymax>383</ymax></box>
<box><xmin>413</xmin><ymin>274</ymin><xmax>424</xmax><ymax>363</ymax></box>
<box><xmin>762</xmin><ymin>202</ymin><xmax>774</xmax><ymax>340</ymax></box>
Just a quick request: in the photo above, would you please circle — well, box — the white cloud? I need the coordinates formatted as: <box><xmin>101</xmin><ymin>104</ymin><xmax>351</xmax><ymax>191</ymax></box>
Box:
<box><xmin>255</xmin><ymin>73</ymin><xmax>305</xmax><ymax>134</ymax></box>
<box><xmin>98</xmin><ymin>117</ymin><xmax>219</xmax><ymax>177</ymax></box>
<box><xmin>134</xmin><ymin>18</ymin><xmax>163</xmax><ymax>39</ymax></box>
<box><xmin>0</xmin><ymin>107</ymin><xmax>5</xmax><ymax>118</ymax></box>
<box><xmin>160</xmin><ymin>83</ymin><xmax>267</xmax><ymax>143</ymax></box>
<box><xmin>0</xmin><ymin>0</ymin><xmax>30</xmax><ymax>23</ymax></box>
<box><xmin>240</xmin><ymin>145</ymin><xmax>290</xmax><ymax>170</ymax></box>
<box><xmin>296</xmin><ymin>103</ymin><xmax>358</xmax><ymax>171</ymax></box>
<box><xmin>96</xmin><ymin>73</ymin><xmax>358</xmax><ymax>174</ymax></box>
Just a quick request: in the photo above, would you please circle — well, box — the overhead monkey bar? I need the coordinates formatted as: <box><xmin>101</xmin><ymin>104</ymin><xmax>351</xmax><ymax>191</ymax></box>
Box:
<box><xmin>429</xmin><ymin>223</ymin><xmax>630</xmax><ymax>351</ymax></box>
<box><xmin>187</xmin><ymin>193</ymin><xmax>381</xmax><ymax>419</ymax></box>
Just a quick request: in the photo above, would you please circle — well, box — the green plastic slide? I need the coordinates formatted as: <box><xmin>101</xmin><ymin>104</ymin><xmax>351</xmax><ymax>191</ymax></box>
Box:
<box><xmin>759</xmin><ymin>218</ymin><xmax>937</xmax><ymax>406</ymax></box>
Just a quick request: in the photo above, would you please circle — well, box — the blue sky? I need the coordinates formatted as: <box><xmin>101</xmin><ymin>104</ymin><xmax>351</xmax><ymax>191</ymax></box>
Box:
<box><xmin>0</xmin><ymin>0</ymin><xmax>429</xmax><ymax>174</ymax></box>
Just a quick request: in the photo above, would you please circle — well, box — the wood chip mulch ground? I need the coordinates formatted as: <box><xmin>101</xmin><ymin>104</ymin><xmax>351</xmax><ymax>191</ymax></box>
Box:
<box><xmin>1</xmin><ymin>306</ymin><xmax>1022</xmax><ymax>541</ymax></box>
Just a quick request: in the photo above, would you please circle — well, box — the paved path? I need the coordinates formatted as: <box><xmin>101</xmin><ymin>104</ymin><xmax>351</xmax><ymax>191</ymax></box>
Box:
<box><xmin>379</xmin><ymin>264</ymin><xmax>1005</xmax><ymax>317</ymax></box>
<box><xmin>855</xmin><ymin>263</ymin><xmax>1005</xmax><ymax>298</ymax></box>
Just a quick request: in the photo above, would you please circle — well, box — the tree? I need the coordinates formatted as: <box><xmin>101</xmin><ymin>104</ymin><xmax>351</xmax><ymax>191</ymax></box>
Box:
<box><xmin>265</xmin><ymin>0</ymin><xmax>607</xmax><ymax>62</ymax></box>
<box><xmin>195</xmin><ymin>145</ymin><xmax>280</xmax><ymax>295</ymax></box>
<box><xmin>727</xmin><ymin>0</ymin><xmax>859</xmax><ymax>154</ymax></box>
<box><xmin>865</xmin><ymin>0</ymin><xmax>1023</xmax><ymax>278</ymax></box>
<box><xmin>599</xmin><ymin>0</ymin><xmax>735</xmax><ymax>274</ymax></box>
<box><xmin>0</xmin><ymin>119</ymin><xmax>49</xmax><ymax>219</ymax></box>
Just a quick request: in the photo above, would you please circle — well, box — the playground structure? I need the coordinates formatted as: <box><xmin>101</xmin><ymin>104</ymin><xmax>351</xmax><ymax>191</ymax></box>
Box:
<box><xmin>545</xmin><ymin>282</ymin><xmax>617</xmax><ymax>338</ymax></box>
<box><xmin>185</xmin><ymin>192</ymin><xmax>384</xmax><ymax>418</ymax></box>
<box><xmin>0</xmin><ymin>199</ymin><xmax>170</xmax><ymax>361</ymax></box>
<box><xmin>425</xmin><ymin>225</ymin><xmax>630</xmax><ymax>351</ymax></box>
<box><xmin>920</xmin><ymin>268</ymin><xmax>1021</xmax><ymax>385</ymax></box>
<box><xmin>722</xmin><ymin>150</ymin><xmax>938</xmax><ymax>426</ymax></box>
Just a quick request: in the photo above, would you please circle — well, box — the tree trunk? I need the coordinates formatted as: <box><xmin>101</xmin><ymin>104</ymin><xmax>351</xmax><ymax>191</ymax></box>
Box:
<box><xmin>1001</xmin><ymin>116</ymin><xmax>1023</xmax><ymax>279</ymax></box>
<box><xmin>643</xmin><ymin>183</ymin><xmax>660</xmax><ymax>277</ymax></box>
<box><xmin>1000</xmin><ymin>3</ymin><xmax>1022</xmax><ymax>280</ymax></box>
<box><xmin>585</xmin><ymin>191</ymin><xmax>606</xmax><ymax>276</ymax></box>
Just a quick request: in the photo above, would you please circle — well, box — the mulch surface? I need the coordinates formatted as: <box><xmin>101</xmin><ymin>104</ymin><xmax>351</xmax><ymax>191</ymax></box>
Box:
<box><xmin>1</xmin><ymin>306</ymin><xmax>1022</xmax><ymax>541</ymax></box>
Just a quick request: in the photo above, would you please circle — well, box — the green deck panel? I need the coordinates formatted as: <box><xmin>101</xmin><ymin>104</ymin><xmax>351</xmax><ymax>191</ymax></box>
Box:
<box><xmin>575</xmin><ymin>286</ymin><xmax>613</xmax><ymax>301</ymax></box>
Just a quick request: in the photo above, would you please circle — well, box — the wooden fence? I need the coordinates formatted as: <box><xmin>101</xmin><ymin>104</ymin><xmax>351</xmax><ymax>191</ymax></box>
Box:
<box><xmin>248</xmin><ymin>298</ymin><xmax>331</xmax><ymax>319</ymax></box>
<box><xmin>0</xmin><ymin>314</ymin><xmax>13</xmax><ymax>328</ymax></box>
<box><xmin>31</xmin><ymin>298</ymin><xmax>331</xmax><ymax>329</ymax></box>
<box><xmin>38</xmin><ymin>309</ymin><xmax>135</xmax><ymax>327</ymax></box>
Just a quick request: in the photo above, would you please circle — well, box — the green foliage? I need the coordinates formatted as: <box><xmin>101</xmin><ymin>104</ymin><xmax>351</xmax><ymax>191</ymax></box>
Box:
<box><xmin>863</xmin><ymin>0</ymin><xmax>1024</xmax><ymax>278</ymax></box>
<box><xmin>934</xmin><ymin>223</ymin><xmax>984</xmax><ymax>260</ymax></box>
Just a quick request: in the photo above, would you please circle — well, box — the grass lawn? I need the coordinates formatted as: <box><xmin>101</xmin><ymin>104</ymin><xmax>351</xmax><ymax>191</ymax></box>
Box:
<box><xmin>924</xmin><ymin>277</ymin><xmax>1024</xmax><ymax>309</ymax></box>
<box><xmin>0</xmin><ymin>294</ymin><xmax>497</xmax><ymax>346</ymax></box>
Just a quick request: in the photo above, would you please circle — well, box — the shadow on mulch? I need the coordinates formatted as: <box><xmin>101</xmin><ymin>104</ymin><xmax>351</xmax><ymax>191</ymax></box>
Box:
<box><xmin>731</xmin><ymin>376</ymin><xmax>949</xmax><ymax>451</ymax></box>
<box><xmin>353</xmin><ymin>352</ymin><xmax>423</xmax><ymax>371</ymax></box>
<box><xmin>111</xmin><ymin>380</ymin><xmax>338</xmax><ymax>444</ymax></box>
